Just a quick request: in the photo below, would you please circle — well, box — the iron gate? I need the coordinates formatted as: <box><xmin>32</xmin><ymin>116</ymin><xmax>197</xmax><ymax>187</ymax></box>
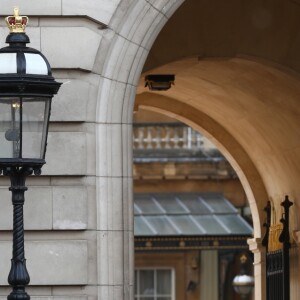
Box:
<box><xmin>262</xmin><ymin>196</ymin><xmax>293</xmax><ymax>300</ymax></box>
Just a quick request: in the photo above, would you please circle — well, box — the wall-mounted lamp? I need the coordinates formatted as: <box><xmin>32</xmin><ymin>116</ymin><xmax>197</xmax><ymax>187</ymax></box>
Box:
<box><xmin>186</xmin><ymin>280</ymin><xmax>198</xmax><ymax>292</ymax></box>
<box><xmin>232</xmin><ymin>254</ymin><xmax>254</xmax><ymax>299</ymax></box>
<box><xmin>144</xmin><ymin>74</ymin><xmax>175</xmax><ymax>91</ymax></box>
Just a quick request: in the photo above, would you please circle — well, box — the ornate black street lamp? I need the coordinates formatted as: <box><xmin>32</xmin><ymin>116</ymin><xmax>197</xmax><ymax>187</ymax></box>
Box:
<box><xmin>0</xmin><ymin>8</ymin><xmax>61</xmax><ymax>300</ymax></box>
<box><xmin>232</xmin><ymin>254</ymin><xmax>254</xmax><ymax>299</ymax></box>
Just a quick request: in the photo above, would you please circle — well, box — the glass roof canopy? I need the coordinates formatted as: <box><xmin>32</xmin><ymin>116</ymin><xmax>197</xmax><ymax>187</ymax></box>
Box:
<box><xmin>134</xmin><ymin>193</ymin><xmax>253</xmax><ymax>236</ymax></box>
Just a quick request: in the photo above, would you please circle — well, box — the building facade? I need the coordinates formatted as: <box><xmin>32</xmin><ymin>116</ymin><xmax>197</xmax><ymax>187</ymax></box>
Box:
<box><xmin>0</xmin><ymin>1</ymin><xmax>299</xmax><ymax>299</ymax></box>
<box><xmin>132</xmin><ymin>114</ymin><xmax>253</xmax><ymax>300</ymax></box>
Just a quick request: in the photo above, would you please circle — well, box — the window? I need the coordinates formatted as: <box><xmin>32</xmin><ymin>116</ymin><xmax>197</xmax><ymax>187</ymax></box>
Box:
<box><xmin>135</xmin><ymin>268</ymin><xmax>175</xmax><ymax>300</ymax></box>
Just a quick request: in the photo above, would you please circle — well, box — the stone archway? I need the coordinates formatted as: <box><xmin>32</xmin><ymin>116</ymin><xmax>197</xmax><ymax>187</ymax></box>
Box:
<box><xmin>93</xmin><ymin>1</ymin><xmax>300</xmax><ymax>299</ymax></box>
<box><xmin>134</xmin><ymin>56</ymin><xmax>300</xmax><ymax>300</ymax></box>
<box><xmin>136</xmin><ymin>57</ymin><xmax>300</xmax><ymax>228</ymax></box>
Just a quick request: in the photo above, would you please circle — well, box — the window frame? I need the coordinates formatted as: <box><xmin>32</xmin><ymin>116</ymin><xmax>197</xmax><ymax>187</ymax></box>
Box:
<box><xmin>134</xmin><ymin>267</ymin><xmax>175</xmax><ymax>300</ymax></box>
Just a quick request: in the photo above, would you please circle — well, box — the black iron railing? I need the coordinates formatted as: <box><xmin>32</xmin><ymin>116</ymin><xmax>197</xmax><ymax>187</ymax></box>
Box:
<box><xmin>262</xmin><ymin>196</ymin><xmax>293</xmax><ymax>300</ymax></box>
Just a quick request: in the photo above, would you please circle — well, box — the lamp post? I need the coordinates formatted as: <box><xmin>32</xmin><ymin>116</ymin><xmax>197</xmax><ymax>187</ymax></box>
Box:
<box><xmin>232</xmin><ymin>254</ymin><xmax>254</xmax><ymax>299</ymax></box>
<box><xmin>0</xmin><ymin>8</ymin><xmax>61</xmax><ymax>300</ymax></box>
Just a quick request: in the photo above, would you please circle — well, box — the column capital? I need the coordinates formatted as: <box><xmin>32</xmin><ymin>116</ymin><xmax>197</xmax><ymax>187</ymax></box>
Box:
<box><xmin>247</xmin><ymin>237</ymin><xmax>264</xmax><ymax>253</ymax></box>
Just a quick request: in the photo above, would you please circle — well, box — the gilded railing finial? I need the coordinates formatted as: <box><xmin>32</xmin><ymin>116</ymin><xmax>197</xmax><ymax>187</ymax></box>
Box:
<box><xmin>5</xmin><ymin>7</ymin><xmax>29</xmax><ymax>33</ymax></box>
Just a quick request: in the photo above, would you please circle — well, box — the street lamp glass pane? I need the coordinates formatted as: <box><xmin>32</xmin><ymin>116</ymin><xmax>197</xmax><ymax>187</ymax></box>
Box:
<box><xmin>22</xmin><ymin>97</ymin><xmax>50</xmax><ymax>159</ymax></box>
<box><xmin>0</xmin><ymin>97</ymin><xmax>21</xmax><ymax>158</ymax></box>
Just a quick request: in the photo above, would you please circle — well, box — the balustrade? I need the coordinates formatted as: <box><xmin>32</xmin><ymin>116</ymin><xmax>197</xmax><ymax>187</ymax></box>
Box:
<box><xmin>133</xmin><ymin>124</ymin><xmax>207</xmax><ymax>151</ymax></box>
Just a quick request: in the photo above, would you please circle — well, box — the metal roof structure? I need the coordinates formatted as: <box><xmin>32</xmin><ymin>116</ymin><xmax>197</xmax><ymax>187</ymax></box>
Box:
<box><xmin>134</xmin><ymin>193</ymin><xmax>252</xmax><ymax>237</ymax></box>
<box><xmin>134</xmin><ymin>193</ymin><xmax>252</xmax><ymax>251</ymax></box>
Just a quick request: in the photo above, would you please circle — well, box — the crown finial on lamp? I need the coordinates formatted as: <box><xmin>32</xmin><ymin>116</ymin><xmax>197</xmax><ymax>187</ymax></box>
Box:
<box><xmin>5</xmin><ymin>7</ymin><xmax>28</xmax><ymax>33</ymax></box>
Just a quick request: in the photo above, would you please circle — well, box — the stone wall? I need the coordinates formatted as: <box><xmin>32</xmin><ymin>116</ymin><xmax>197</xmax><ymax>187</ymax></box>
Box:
<box><xmin>0</xmin><ymin>2</ymin><xmax>116</xmax><ymax>299</ymax></box>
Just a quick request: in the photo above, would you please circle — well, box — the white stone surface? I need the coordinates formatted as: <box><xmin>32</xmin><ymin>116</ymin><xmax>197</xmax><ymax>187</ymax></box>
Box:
<box><xmin>127</xmin><ymin>47</ymin><xmax>149</xmax><ymax>89</ymax></box>
<box><xmin>43</xmin><ymin>132</ymin><xmax>86</xmax><ymax>175</ymax></box>
<box><xmin>25</xmin><ymin>188</ymin><xmax>53</xmax><ymax>229</ymax></box>
<box><xmin>0</xmin><ymin>241</ymin><xmax>88</xmax><ymax>285</ymax></box>
<box><xmin>92</xmin><ymin>28</ymin><xmax>116</xmax><ymax>74</ymax></box>
<box><xmin>130</xmin><ymin>6</ymin><xmax>161</xmax><ymax>46</ymax></box>
<box><xmin>113</xmin><ymin>41</ymin><xmax>140</xmax><ymax>84</ymax></box>
<box><xmin>99</xmin><ymin>35</ymin><xmax>140</xmax><ymax>84</ymax></box>
<box><xmin>97</xmin><ymin>231</ymin><xmax>124</xmax><ymax>285</ymax></box>
<box><xmin>122</xmin><ymin>83</ymin><xmax>138</xmax><ymax>124</ymax></box>
<box><xmin>147</xmin><ymin>0</ymin><xmax>185</xmax><ymax>16</ymax></box>
<box><xmin>41</xmin><ymin>27</ymin><xmax>102</xmax><ymax>71</ymax></box>
<box><xmin>0</xmin><ymin>28</ymin><xmax>7</xmax><ymax>49</ymax></box>
<box><xmin>122</xmin><ymin>124</ymin><xmax>133</xmax><ymax>178</ymax></box>
<box><xmin>0</xmin><ymin>1</ymin><xmax>62</xmax><ymax>15</ymax></box>
<box><xmin>53</xmin><ymin>186</ymin><xmax>88</xmax><ymax>230</ymax></box>
<box><xmin>82</xmin><ymin>126</ymin><xmax>96</xmax><ymax>178</ymax></box>
<box><xmin>97</xmin><ymin>177</ymin><xmax>123</xmax><ymax>231</ymax></box>
<box><xmin>164</xmin><ymin>0</ymin><xmax>185</xmax><ymax>18</ymax></box>
<box><xmin>118</xmin><ymin>2</ymin><xmax>152</xmax><ymax>43</ymax></box>
<box><xmin>62</xmin><ymin>0</ymin><xmax>121</xmax><ymax>25</ymax></box>
<box><xmin>97</xmin><ymin>78</ymin><xmax>127</xmax><ymax>123</ymax></box>
<box><xmin>102</xmin><ymin>34</ymin><xmax>127</xmax><ymax>80</ymax></box>
<box><xmin>51</xmin><ymin>79</ymin><xmax>90</xmax><ymax>122</ymax></box>
<box><xmin>123</xmin><ymin>230</ymin><xmax>134</xmax><ymax>293</ymax></box>
<box><xmin>0</xmin><ymin>187</ymin><xmax>52</xmax><ymax>230</ymax></box>
<box><xmin>0</xmin><ymin>185</ymin><xmax>88</xmax><ymax>230</ymax></box>
<box><xmin>86</xmin><ymin>180</ymin><xmax>97</xmax><ymax>229</ymax></box>
<box><xmin>122</xmin><ymin>177</ymin><xmax>134</xmax><ymax>232</ymax></box>
<box><xmin>141</xmin><ymin>11</ymin><xmax>168</xmax><ymax>50</ymax></box>
<box><xmin>1</xmin><ymin>0</ymin><xmax>122</xmax><ymax>25</ymax></box>
<box><xmin>98</xmin><ymin>285</ymin><xmax>123</xmax><ymax>300</ymax></box>
<box><xmin>96</xmin><ymin>124</ymin><xmax>123</xmax><ymax>177</ymax></box>
<box><xmin>100</xmin><ymin>35</ymin><xmax>145</xmax><ymax>85</ymax></box>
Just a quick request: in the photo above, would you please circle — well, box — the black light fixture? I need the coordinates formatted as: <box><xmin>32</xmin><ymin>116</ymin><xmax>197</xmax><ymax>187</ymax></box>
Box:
<box><xmin>0</xmin><ymin>8</ymin><xmax>61</xmax><ymax>300</ymax></box>
<box><xmin>144</xmin><ymin>74</ymin><xmax>175</xmax><ymax>91</ymax></box>
<box><xmin>232</xmin><ymin>254</ymin><xmax>254</xmax><ymax>299</ymax></box>
<box><xmin>186</xmin><ymin>280</ymin><xmax>198</xmax><ymax>292</ymax></box>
